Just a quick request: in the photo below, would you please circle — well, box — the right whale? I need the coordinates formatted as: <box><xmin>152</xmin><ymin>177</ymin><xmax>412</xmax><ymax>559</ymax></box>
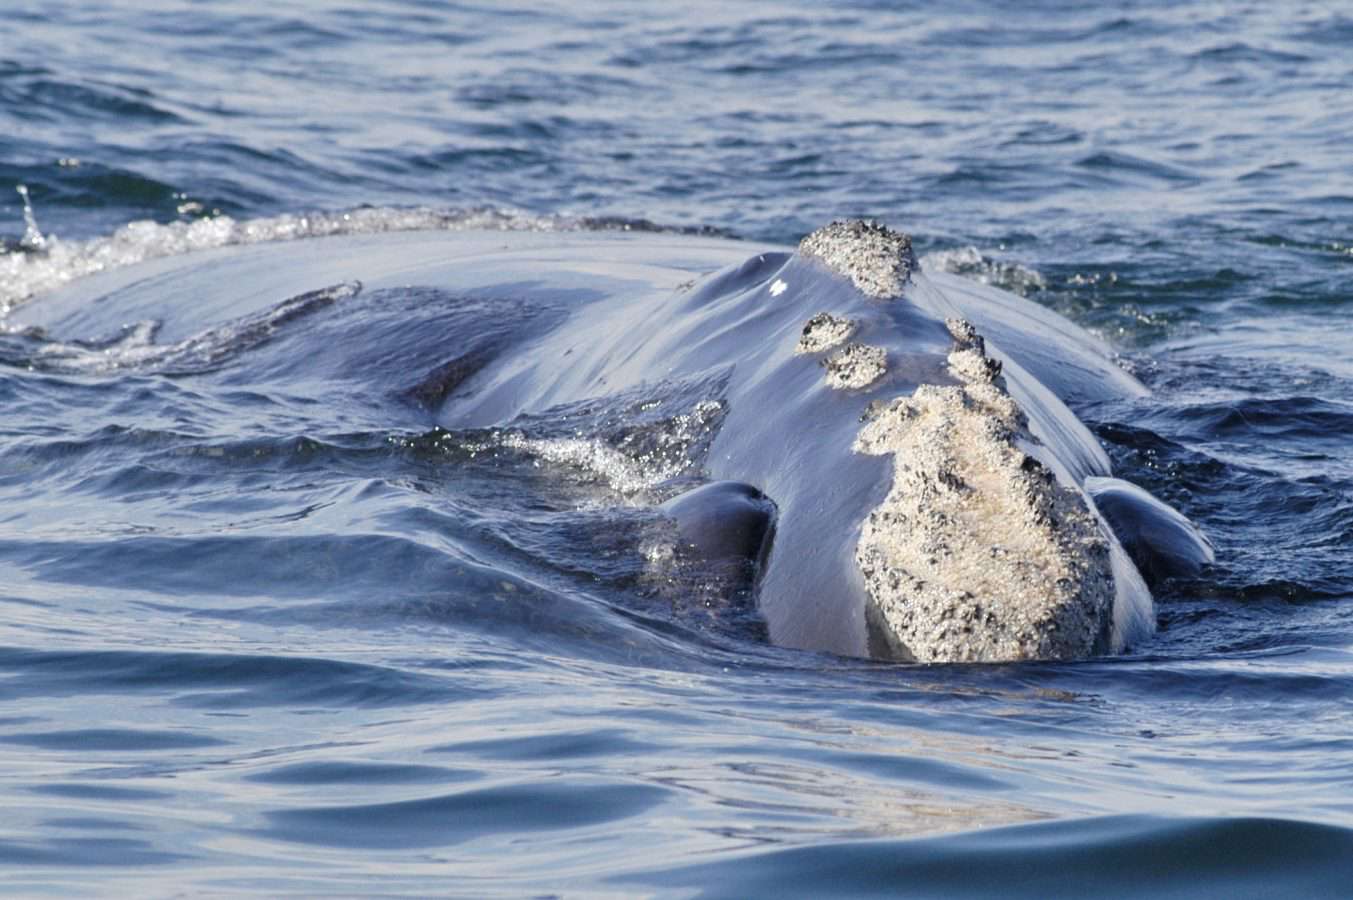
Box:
<box><xmin>436</xmin><ymin>220</ymin><xmax>1214</xmax><ymax>663</ymax></box>
<box><xmin>10</xmin><ymin>217</ymin><xmax>1211</xmax><ymax>663</ymax></box>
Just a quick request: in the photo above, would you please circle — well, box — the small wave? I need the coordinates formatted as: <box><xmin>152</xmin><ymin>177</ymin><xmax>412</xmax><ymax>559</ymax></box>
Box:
<box><xmin>640</xmin><ymin>815</ymin><xmax>1353</xmax><ymax>897</ymax></box>
<box><xmin>259</xmin><ymin>780</ymin><xmax>666</xmax><ymax>850</ymax></box>
<box><xmin>1</xmin><ymin>727</ymin><xmax>225</xmax><ymax>751</ymax></box>
<box><xmin>9</xmin><ymin>75</ymin><xmax>184</xmax><ymax>125</ymax></box>
<box><xmin>0</xmin><ymin>646</ymin><xmax>474</xmax><ymax>709</ymax></box>
<box><xmin>5</xmin><ymin>282</ymin><xmax>359</xmax><ymax>376</ymax></box>
<box><xmin>1075</xmin><ymin>150</ymin><xmax>1201</xmax><ymax>186</ymax></box>
<box><xmin>1183</xmin><ymin>395</ymin><xmax>1353</xmax><ymax>441</ymax></box>
<box><xmin>1190</xmin><ymin>42</ymin><xmax>1313</xmax><ymax>65</ymax></box>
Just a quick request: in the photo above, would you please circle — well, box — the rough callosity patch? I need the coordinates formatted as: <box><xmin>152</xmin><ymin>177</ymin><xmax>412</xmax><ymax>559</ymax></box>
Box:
<box><xmin>797</xmin><ymin>220</ymin><xmax>918</xmax><ymax>299</ymax></box>
<box><xmin>824</xmin><ymin>342</ymin><xmax>887</xmax><ymax>390</ymax></box>
<box><xmin>854</xmin><ymin>320</ymin><xmax>1115</xmax><ymax>662</ymax></box>
<box><xmin>944</xmin><ymin>317</ymin><xmax>1004</xmax><ymax>384</ymax></box>
<box><xmin>795</xmin><ymin>312</ymin><xmax>855</xmax><ymax>354</ymax></box>
<box><xmin>944</xmin><ymin>317</ymin><xmax>981</xmax><ymax>347</ymax></box>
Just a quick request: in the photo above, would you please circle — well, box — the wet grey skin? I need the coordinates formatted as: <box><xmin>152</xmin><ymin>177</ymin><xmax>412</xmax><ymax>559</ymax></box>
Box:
<box><xmin>13</xmin><ymin>221</ymin><xmax>1211</xmax><ymax>663</ymax></box>
<box><xmin>659</xmin><ymin>481</ymin><xmax>776</xmax><ymax>571</ymax></box>
<box><xmin>1085</xmin><ymin>477</ymin><xmax>1215</xmax><ymax>583</ymax></box>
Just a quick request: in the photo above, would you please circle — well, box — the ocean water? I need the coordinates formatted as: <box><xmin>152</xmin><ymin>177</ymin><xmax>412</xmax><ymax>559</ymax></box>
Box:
<box><xmin>2</xmin><ymin>0</ymin><xmax>1352</xmax><ymax>895</ymax></box>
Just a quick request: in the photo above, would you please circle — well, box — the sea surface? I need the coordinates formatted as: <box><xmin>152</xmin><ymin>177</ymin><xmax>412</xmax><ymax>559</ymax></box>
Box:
<box><xmin>2</xmin><ymin>1</ymin><xmax>1352</xmax><ymax>895</ymax></box>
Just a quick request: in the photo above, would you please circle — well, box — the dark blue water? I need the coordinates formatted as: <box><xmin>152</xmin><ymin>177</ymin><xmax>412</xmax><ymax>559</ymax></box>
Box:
<box><xmin>2</xmin><ymin>1</ymin><xmax>1352</xmax><ymax>894</ymax></box>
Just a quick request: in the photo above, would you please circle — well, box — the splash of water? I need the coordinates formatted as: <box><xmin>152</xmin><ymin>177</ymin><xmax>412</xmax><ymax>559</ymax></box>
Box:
<box><xmin>15</xmin><ymin>185</ymin><xmax>46</xmax><ymax>251</ymax></box>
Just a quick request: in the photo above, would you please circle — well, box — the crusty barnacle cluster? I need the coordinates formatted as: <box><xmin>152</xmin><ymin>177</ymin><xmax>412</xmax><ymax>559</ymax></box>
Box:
<box><xmin>794</xmin><ymin>311</ymin><xmax>885</xmax><ymax>390</ymax></box>
<box><xmin>823</xmin><ymin>343</ymin><xmax>887</xmax><ymax>390</ymax></box>
<box><xmin>853</xmin><ymin>319</ymin><xmax>1114</xmax><ymax>662</ymax></box>
<box><xmin>797</xmin><ymin>220</ymin><xmax>918</xmax><ymax>300</ymax></box>
<box><xmin>795</xmin><ymin>312</ymin><xmax>855</xmax><ymax>354</ymax></box>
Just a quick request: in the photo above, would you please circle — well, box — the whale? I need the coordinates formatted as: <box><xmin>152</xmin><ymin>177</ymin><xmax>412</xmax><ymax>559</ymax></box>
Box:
<box><xmin>7</xmin><ymin>219</ymin><xmax>1213</xmax><ymax>663</ymax></box>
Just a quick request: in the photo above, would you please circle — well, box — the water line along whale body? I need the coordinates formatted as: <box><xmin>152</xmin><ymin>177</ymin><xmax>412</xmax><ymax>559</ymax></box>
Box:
<box><xmin>10</xmin><ymin>220</ymin><xmax>1212</xmax><ymax>663</ymax></box>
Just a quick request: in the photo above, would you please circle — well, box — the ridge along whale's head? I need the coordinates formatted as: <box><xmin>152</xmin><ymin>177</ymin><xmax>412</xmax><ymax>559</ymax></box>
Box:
<box><xmin>754</xmin><ymin>219</ymin><xmax>1145</xmax><ymax>664</ymax></box>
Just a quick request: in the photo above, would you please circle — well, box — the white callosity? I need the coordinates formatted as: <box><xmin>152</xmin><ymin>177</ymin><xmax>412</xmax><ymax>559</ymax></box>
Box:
<box><xmin>797</xmin><ymin>219</ymin><xmax>918</xmax><ymax>299</ymax></box>
<box><xmin>853</xmin><ymin>317</ymin><xmax>1116</xmax><ymax>663</ymax></box>
<box><xmin>823</xmin><ymin>342</ymin><xmax>887</xmax><ymax>390</ymax></box>
<box><xmin>793</xmin><ymin>311</ymin><xmax>884</xmax><ymax>391</ymax></box>
<box><xmin>794</xmin><ymin>311</ymin><xmax>855</xmax><ymax>354</ymax></box>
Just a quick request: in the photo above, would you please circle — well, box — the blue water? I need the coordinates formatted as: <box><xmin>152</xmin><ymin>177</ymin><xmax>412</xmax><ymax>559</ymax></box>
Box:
<box><xmin>2</xmin><ymin>1</ymin><xmax>1352</xmax><ymax>894</ymax></box>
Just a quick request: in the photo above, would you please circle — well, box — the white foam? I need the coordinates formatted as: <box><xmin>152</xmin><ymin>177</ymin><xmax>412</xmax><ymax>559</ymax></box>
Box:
<box><xmin>0</xmin><ymin>204</ymin><xmax>619</xmax><ymax>319</ymax></box>
<box><xmin>15</xmin><ymin>185</ymin><xmax>47</xmax><ymax>251</ymax></box>
<box><xmin>494</xmin><ymin>399</ymin><xmax>725</xmax><ymax>501</ymax></box>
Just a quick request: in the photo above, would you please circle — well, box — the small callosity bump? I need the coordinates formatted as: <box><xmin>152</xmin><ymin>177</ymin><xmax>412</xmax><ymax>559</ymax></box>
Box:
<box><xmin>795</xmin><ymin>311</ymin><xmax>855</xmax><ymax>355</ymax></box>
<box><xmin>823</xmin><ymin>342</ymin><xmax>887</xmax><ymax>390</ymax></box>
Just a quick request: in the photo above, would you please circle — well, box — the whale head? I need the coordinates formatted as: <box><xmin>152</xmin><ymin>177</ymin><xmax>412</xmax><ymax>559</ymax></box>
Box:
<box><xmin>763</xmin><ymin>220</ymin><xmax>1146</xmax><ymax>663</ymax></box>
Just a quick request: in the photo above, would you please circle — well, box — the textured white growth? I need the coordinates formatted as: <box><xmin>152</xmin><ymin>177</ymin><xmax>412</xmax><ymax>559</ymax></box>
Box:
<box><xmin>823</xmin><ymin>342</ymin><xmax>887</xmax><ymax>390</ymax></box>
<box><xmin>798</xmin><ymin>219</ymin><xmax>918</xmax><ymax>299</ymax></box>
<box><xmin>795</xmin><ymin>312</ymin><xmax>855</xmax><ymax>355</ymax></box>
<box><xmin>854</xmin><ymin>318</ymin><xmax>1116</xmax><ymax>663</ymax></box>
